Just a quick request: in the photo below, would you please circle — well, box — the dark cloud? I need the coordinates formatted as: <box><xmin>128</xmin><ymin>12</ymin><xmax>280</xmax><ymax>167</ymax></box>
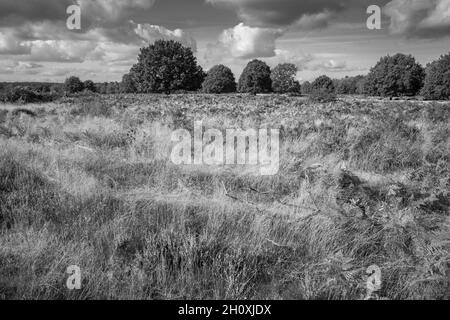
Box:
<box><xmin>0</xmin><ymin>0</ymin><xmax>72</xmax><ymax>26</ymax></box>
<box><xmin>384</xmin><ymin>0</ymin><xmax>450</xmax><ymax>38</ymax></box>
<box><xmin>206</xmin><ymin>0</ymin><xmax>391</xmax><ymax>28</ymax></box>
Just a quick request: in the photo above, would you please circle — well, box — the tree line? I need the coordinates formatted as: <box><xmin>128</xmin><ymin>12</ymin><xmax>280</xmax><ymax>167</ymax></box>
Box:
<box><xmin>2</xmin><ymin>40</ymin><xmax>448</xmax><ymax>102</ymax></box>
<box><xmin>113</xmin><ymin>40</ymin><xmax>449</xmax><ymax>100</ymax></box>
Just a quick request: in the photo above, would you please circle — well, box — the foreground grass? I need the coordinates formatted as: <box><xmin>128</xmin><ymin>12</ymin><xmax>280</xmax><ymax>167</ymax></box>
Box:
<box><xmin>0</xmin><ymin>94</ymin><xmax>448</xmax><ymax>299</ymax></box>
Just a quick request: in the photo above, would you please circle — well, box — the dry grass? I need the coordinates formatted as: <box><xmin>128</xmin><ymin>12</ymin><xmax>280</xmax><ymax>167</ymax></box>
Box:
<box><xmin>0</xmin><ymin>94</ymin><xmax>448</xmax><ymax>300</ymax></box>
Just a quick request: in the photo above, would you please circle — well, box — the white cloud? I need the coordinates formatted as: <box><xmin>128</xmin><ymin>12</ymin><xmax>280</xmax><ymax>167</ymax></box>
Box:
<box><xmin>134</xmin><ymin>24</ymin><xmax>197</xmax><ymax>52</ymax></box>
<box><xmin>206</xmin><ymin>23</ymin><xmax>283</xmax><ymax>61</ymax></box>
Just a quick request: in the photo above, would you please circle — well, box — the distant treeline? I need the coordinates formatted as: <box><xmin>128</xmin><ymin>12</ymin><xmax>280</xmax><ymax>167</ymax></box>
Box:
<box><xmin>0</xmin><ymin>80</ymin><xmax>124</xmax><ymax>103</ymax></box>
<box><xmin>0</xmin><ymin>81</ymin><xmax>123</xmax><ymax>95</ymax></box>
<box><xmin>1</xmin><ymin>40</ymin><xmax>449</xmax><ymax>102</ymax></box>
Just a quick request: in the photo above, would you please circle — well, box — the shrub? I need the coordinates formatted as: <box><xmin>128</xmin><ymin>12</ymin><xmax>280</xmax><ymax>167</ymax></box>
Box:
<box><xmin>364</xmin><ymin>53</ymin><xmax>425</xmax><ymax>97</ymax></box>
<box><xmin>202</xmin><ymin>65</ymin><xmax>236</xmax><ymax>94</ymax></box>
<box><xmin>64</xmin><ymin>76</ymin><xmax>84</xmax><ymax>94</ymax></box>
<box><xmin>421</xmin><ymin>52</ymin><xmax>450</xmax><ymax>100</ymax></box>
<box><xmin>83</xmin><ymin>80</ymin><xmax>96</xmax><ymax>93</ymax></box>
<box><xmin>0</xmin><ymin>86</ymin><xmax>42</xmax><ymax>103</ymax></box>
<box><xmin>310</xmin><ymin>75</ymin><xmax>336</xmax><ymax>102</ymax></box>
<box><xmin>120</xmin><ymin>74</ymin><xmax>137</xmax><ymax>94</ymax></box>
<box><xmin>271</xmin><ymin>63</ymin><xmax>301</xmax><ymax>94</ymax></box>
<box><xmin>238</xmin><ymin>59</ymin><xmax>272</xmax><ymax>94</ymax></box>
<box><xmin>129</xmin><ymin>40</ymin><xmax>205</xmax><ymax>93</ymax></box>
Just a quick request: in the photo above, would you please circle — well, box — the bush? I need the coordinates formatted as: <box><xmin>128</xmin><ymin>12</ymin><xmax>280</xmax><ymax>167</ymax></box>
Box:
<box><xmin>120</xmin><ymin>74</ymin><xmax>137</xmax><ymax>94</ymax></box>
<box><xmin>364</xmin><ymin>53</ymin><xmax>425</xmax><ymax>97</ymax></box>
<box><xmin>202</xmin><ymin>65</ymin><xmax>236</xmax><ymax>94</ymax></box>
<box><xmin>271</xmin><ymin>63</ymin><xmax>300</xmax><ymax>94</ymax></box>
<box><xmin>421</xmin><ymin>53</ymin><xmax>450</xmax><ymax>100</ymax></box>
<box><xmin>83</xmin><ymin>80</ymin><xmax>96</xmax><ymax>93</ymax></box>
<box><xmin>310</xmin><ymin>75</ymin><xmax>336</xmax><ymax>102</ymax></box>
<box><xmin>238</xmin><ymin>59</ymin><xmax>272</xmax><ymax>94</ymax></box>
<box><xmin>0</xmin><ymin>86</ymin><xmax>43</xmax><ymax>103</ymax></box>
<box><xmin>129</xmin><ymin>40</ymin><xmax>205</xmax><ymax>93</ymax></box>
<box><xmin>64</xmin><ymin>76</ymin><xmax>84</xmax><ymax>94</ymax></box>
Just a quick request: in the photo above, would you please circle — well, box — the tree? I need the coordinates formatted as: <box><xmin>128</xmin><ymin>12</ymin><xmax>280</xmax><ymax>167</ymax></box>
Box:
<box><xmin>64</xmin><ymin>76</ymin><xmax>84</xmax><ymax>94</ymax></box>
<box><xmin>83</xmin><ymin>80</ymin><xmax>96</xmax><ymax>92</ymax></box>
<box><xmin>238</xmin><ymin>59</ymin><xmax>272</xmax><ymax>94</ymax></box>
<box><xmin>310</xmin><ymin>75</ymin><xmax>336</xmax><ymax>102</ymax></box>
<box><xmin>129</xmin><ymin>40</ymin><xmax>205</xmax><ymax>93</ymax></box>
<box><xmin>202</xmin><ymin>65</ymin><xmax>236</xmax><ymax>93</ymax></box>
<box><xmin>301</xmin><ymin>81</ymin><xmax>312</xmax><ymax>95</ymax></box>
<box><xmin>312</xmin><ymin>75</ymin><xmax>335</xmax><ymax>93</ymax></box>
<box><xmin>364</xmin><ymin>53</ymin><xmax>425</xmax><ymax>97</ymax></box>
<box><xmin>121</xmin><ymin>73</ymin><xmax>137</xmax><ymax>93</ymax></box>
<box><xmin>421</xmin><ymin>52</ymin><xmax>450</xmax><ymax>100</ymax></box>
<box><xmin>271</xmin><ymin>63</ymin><xmax>301</xmax><ymax>94</ymax></box>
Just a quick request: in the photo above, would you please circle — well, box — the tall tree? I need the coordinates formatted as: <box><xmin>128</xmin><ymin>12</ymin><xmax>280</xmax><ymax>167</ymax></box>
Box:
<box><xmin>364</xmin><ymin>53</ymin><xmax>425</xmax><ymax>97</ymax></box>
<box><xmin>238</xmin><ymin>59</ymin><xmax>272</xmax><ymax>94</ymax></box>
<box><xmin>271</xmin><ymin>63</ymin><xmax>301</xmax><ymax>94</ymax></box>
<box><xmin>130</xmin><ymin>40</ymin><xmax>205</xmax><ymax>93</ymax></box>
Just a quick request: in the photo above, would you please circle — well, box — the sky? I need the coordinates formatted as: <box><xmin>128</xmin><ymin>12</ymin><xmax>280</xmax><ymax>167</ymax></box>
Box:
<box><xmin>0</xmin><ymin>0</ymin><xmax>449</xmax><ymax>83</ymax></box>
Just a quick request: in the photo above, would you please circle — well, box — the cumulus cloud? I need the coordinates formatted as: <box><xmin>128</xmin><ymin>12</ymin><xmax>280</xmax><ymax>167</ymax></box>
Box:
<box><xmin>205</xmin><ymin>22</ymin><xmax>283</xmax><ymax>62</ymax></box>
<box><xmin>384</xmin><ymin>0</ymin><xmax>450</xmax><ymax>37</ymax></box>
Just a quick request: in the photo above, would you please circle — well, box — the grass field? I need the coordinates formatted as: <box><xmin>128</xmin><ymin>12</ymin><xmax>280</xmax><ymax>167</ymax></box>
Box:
<box><xmin>0</xmin><ymin>94</ymin><xmax>448</xmax><ymax>299</ymax></box>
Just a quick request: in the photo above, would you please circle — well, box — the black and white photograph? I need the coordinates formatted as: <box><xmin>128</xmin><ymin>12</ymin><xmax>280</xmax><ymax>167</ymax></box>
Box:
<box><xmin>0</xmin><ymin>0</ymin><xmax>449</xmax><ymax>304</ymax></box>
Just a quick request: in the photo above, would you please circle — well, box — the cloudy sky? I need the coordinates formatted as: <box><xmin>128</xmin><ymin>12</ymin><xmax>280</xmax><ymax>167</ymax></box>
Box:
<box><xmin>0</xmin><ymin>0</ymin><xmax>449</xmax><ymax>82</ymax></box>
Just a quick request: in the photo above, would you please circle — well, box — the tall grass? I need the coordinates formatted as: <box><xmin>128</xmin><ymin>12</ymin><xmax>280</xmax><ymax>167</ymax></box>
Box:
<box><xmin>0</xmin><ymin>95</ymin><xmax>448</xmax><ymax>299</ymax></box>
